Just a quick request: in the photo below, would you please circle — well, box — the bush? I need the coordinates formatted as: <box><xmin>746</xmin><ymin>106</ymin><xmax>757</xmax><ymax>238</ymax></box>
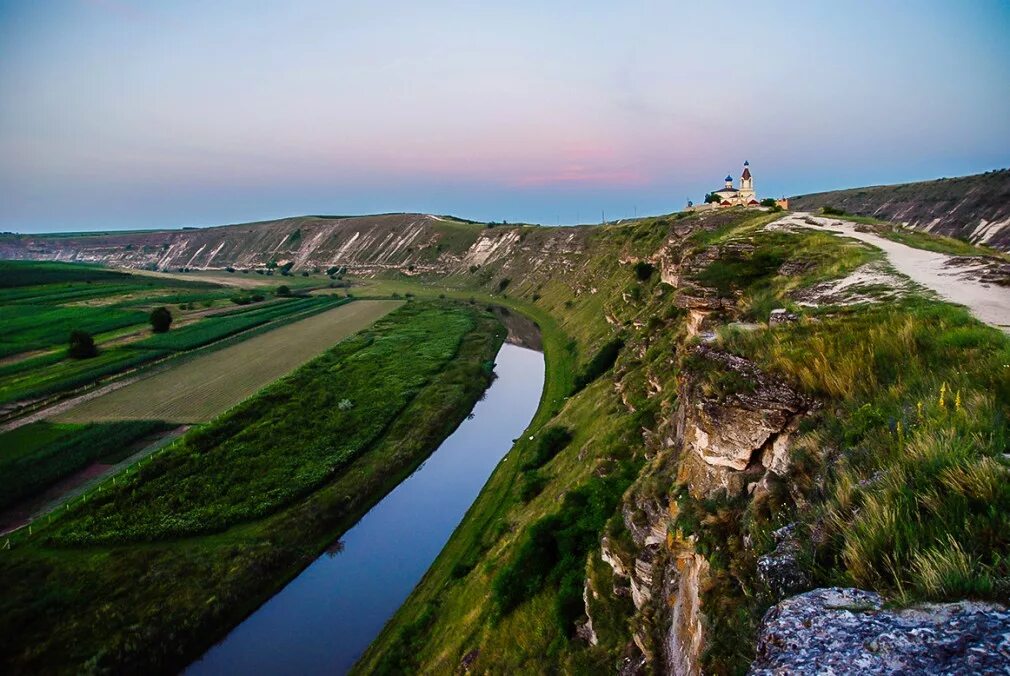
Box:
<box><xmin>519</xmin><ymin>470</ymin><xmax>548</xmax><ymax>502</ymax></box>
<box><xmin>497</xmin><ymin>278</ymin><xmax>511</xmax><ymax>292</ymax></box>
<box><xmin>276</xmin><ymin>285</ymin><xmax>291</xmax><ymax>297</ymax></box>
<box><xmin>522</xmin><ymin>426</ymin><xmax>573</xmax><ymax>471</ymax></box>
<box><xmin>822</xmin><ymin>205</ymin><xmax>847</xmax><ymax>216</ymax></box>
<box><xmin>572</xmin><ymin>337</ymin><xmax>624</xmax><ymax>393</ymax></box>
<box><xmin>68</xmin><ymin>330</ymin><xmax>97</xmax><ymax>359</ymax></box>
<box><xmin>492</xmin><ymin>464</ymin><xmax>636</xmax><ymax>633</ymax></box>
<box><xmin>149</xmin><ymin>306</ymin><xmax>172</xmax><ymax>333</ymax></box>
<box><xmin>760</xmin><ymin>198</ymin><xmax>777</xmax><ymax>208</ymax></box>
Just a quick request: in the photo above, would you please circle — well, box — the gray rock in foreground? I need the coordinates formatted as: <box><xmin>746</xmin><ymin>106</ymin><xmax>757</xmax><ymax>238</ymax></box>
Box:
<box><xmin>749</xmin><ymin>587</ymin><xmax>1010</xmax><ymax>675</ymax></box>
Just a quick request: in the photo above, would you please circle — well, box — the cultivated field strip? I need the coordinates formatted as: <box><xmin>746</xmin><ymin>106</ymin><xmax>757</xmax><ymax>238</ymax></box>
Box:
<box><xmin>54</xmin><ymin>300</ymin><xmax>402</xmax><ymax>423</ymax></box>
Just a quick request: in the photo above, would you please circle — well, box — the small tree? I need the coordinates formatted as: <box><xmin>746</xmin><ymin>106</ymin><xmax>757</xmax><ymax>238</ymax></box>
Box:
<box><xmin>68</xmin><ymin>330</ymin><xmax>97</xmax><ymax>359</ymax></box>
<box><xmin>150</xmin><ymin>306</ymin><xmax>173</xmax><ymax>333</ymax></box>
<box><xmin>760</xmin><ymin>198</ymin><xmax>777</xmax><ymax>207</ymax></box>
<box><xmin>704</xmin><ymin>192</ymin><xmax>721</xmax><ymax>204</ymax></box>
<box><xmin>276</xmin><ymin>285</ymin><xmax>291</xmax><ymax>297</ymax></box>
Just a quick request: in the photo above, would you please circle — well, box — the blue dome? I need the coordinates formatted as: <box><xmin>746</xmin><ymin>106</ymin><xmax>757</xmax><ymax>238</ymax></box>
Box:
<box><xmin>744</xmin><ymin>160</ymin><xmax>749</xmax><ymax>166</ymax></box>
<box><xmin>725</xmin><ymin>175</ymin><xmax>733</xmax><ymax>182</ymax></box>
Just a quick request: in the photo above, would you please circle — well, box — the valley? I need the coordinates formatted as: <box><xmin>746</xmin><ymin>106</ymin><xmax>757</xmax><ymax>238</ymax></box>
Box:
<box><xmin>1</xmin><ymin>190</ymin><xmax>1009</xmax><ymax>674</ymax></box>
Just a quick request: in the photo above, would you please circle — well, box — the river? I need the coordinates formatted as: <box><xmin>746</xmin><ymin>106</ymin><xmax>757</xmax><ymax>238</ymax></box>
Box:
<box><xmin>188</xmin><ymin>340</ymin><xmax>545</xmax><ymax>675</ymax></box>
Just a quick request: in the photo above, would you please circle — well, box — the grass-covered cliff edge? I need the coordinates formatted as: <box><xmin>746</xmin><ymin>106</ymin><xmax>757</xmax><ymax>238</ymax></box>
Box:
<box><xmin>3</xmin><ymin>205</ymin><xmax>1008</xmax><ymax>673</ymax></box>
<box><xmin>349</xmin><ymin>208</ymin><xmax>1009</xmax><ymax>674</ymax></box>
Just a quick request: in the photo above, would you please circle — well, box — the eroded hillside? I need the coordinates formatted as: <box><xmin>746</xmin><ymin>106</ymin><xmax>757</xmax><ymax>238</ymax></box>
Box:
<box><xmin>0</xmin><ymin>213</ymin><xmax>589</xmax><ymax>278</ymax></box>
<box><xmin>351</xmin><ymin>208</ymin><xmax>1009</xmax><ymax>674</ymax></box>
<box><xmin>790</xmin><ymin>168</ymin><xmax>1010</xmax><ymax>250</ymax></box>
<box><xmin>3</xmin><ymin>206</ymin><xmax>1008</xmax><ymax>674</ymax></box>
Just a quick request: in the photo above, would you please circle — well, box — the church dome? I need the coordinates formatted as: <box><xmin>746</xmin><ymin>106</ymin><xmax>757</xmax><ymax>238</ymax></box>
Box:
<box><xmin>725</xmin><ymin>175</ymin><xmax>733</xmax><ymax>182</ymax></box>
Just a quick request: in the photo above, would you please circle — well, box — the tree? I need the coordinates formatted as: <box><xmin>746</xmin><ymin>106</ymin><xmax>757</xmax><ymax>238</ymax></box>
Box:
<box><xmin>68</xmin><ymin>330</ymin><xmax>97</xmax><ymax>359</ymax></box>
<box><xmin>704</xmin><ymin>193</ymin><xmax>721</xmax><ymax>204</ymax></box>
<box><xmin>150</xmin><ymin>306</ymin><xmax>173</xmax><ymax>333</ymax></box>
<box><xmin>760</xmin><ymin>198</ymin><xmax>777</xmax><ymax>207</ymax></box>
<box><xmin>276</xmin><ymin>285</ymin><xmax>291</xmax><ymax>297</ymax></box>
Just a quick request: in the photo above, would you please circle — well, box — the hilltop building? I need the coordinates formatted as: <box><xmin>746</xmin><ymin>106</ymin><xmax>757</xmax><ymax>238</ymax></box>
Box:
<box><xmin>710</xmin><ymin>161</ymin><xmax>758</xmax><ymax>207</ymax></box>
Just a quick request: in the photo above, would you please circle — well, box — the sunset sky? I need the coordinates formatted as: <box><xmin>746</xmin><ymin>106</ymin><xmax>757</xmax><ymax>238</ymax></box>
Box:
<box><xmin>2</xmin><ymin>1</ymin><xmax>1008</xmax><ymax>232</ymax></box>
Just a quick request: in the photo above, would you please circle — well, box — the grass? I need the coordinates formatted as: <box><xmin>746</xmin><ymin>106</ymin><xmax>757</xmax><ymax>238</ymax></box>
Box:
<box><xmin>128</xmin><ymin>296</ymin><xmax>344</xmax><ymax>351</ymax></box>
<box><xmin>719</xmin><ymin>298</ymin><xmax>1010</xmax><ymax>601</ymax></box>
<box><xmin>0</xmin><ymin>301</ymin><xmax>505</xmax><ymax>674</ymax></box>
<box><xmin>56</xmin><ymin>300</ymin><xmax>400</xmax><ymax>424</ymax></box>
<box><xmin>0</xmin><ymin>304</ymin><xmax>149</xmax><ymax>358</ymax></box>
<box><xmin>0</xmin><ymin>420</ymin><xmax>172</xmax><ymax>511</ymax></box>
<box><xmin>0</xmin><ymin>347</ymin><xmax>169</xmax><ymax>408</ymax></box>
<box><xmin>49</xmin><ymin>302</ymin><xmax>475</xmax><ymax>542</ymax></box>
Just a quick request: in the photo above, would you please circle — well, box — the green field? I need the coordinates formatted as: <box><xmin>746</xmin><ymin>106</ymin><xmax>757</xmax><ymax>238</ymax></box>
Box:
<box><xmin>128</xmin><ymin>296</ymin><xmax>346</xmax><ymax>351</ymax></box>
<box><xmin>0</xmin><ymin>304</ymin><xmax>150</xmax><ymax>358</ymax></box>
<box><xmin>55</xmin><ymin>299</ymin><xmax>401</xmax><ymax>423</ymax></box>
<box><xmin>0</xmin><ymin>420</ymin><xmax>172</xmax><ymax>511</ymax></box>
<box><xmin>0</xmin><ymin>264</ymin><xmax>344</xmax><ymax>410</ymax></box>
<box><xmin>0</xmin><ymin>301</ymin><xmax>505</xmax><ymax>673</ymax></box>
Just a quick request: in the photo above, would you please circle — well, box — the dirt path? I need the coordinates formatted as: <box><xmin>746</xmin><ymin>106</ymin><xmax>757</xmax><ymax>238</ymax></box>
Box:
<box><xmin>782</xmin><ymin>212</ymin><xmax>1010</xmax><ymax>333</ymax></box>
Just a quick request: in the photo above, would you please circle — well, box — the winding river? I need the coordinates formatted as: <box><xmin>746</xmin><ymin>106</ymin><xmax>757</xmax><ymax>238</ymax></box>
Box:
<box><xmin>188</xmin><ymin>339</ymin><xmax>545</xmax><ymax>675</ymax></box>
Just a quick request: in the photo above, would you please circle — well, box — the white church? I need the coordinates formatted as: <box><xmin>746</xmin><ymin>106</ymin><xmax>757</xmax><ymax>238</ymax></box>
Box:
<box><xmin>710</xmin><ymin>161</ymin><xmax>758</xmax><ymax>206</ymax></box>
<box><xmin>687</xmin><ymin>161</ymin><xmax>781</xmax><ymax>211</ymax></box>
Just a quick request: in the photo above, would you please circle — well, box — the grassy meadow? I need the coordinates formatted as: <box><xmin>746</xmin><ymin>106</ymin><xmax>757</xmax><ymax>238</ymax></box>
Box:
<box><xmin>54</xmin><ymin>299</ymin><xmax>398</xmax><ymax>424</ymax></box>
<box><xmin>0</xmin><ymin>300</ymin><xmax>507</xmax><ymax>673</ymax></box>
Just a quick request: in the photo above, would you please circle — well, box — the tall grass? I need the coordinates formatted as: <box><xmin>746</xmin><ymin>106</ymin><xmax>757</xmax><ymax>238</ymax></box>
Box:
<box><xmin>723</xmin><ymin>297</ymin><xmax>1010</xmax><ymax>603</ymax></box>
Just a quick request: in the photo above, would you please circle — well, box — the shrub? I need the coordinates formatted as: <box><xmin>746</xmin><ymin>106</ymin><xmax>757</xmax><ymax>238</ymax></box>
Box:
<box><xmin>522</xmin><ymin>426</ymin><xmax>573</xmax><ymax>471</ymax></box>
<box><xmin>497</xmin><ymin>278</ymin><xmax>511</xmax><ymax>292</ymax></box>
<box><xmin>760</xmin><ymin>198</ymin><xmax>777</xmax><ymax>208</ymax></box>
<box><xmin>572</xmin><ymin>337</ymin><xmax>624</xmax><ymax>393</ymax></box>
<box><xmin>492</xmin><ymin>464</ymin><xmax>636</xmax><ymax>633</ymax></box>
<box><xmin>68</xmin><ymin>330</ymin><xmax>97</xmax><ymax>359</ymax></box>
<box><xmin>822</xmin><ymin>205</ymin><xmax>847</xmax><ymax>216</ymax></box>
<box><xmin>149</xmin><ymin>306</ymin><xmax>172</xmax><ymax>333</ymax></box>
<box><xmin>519</xmin><ymin>470</ymin><xmax>548</xmax><ymax>502</ymax></box>
<box><xmin>276</xmin><ymin>285</ymin><xmax>291</xmax><ymax>297</ymax></box>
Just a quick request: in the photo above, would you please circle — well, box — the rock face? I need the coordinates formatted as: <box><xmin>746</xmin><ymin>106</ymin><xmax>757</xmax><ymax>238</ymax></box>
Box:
<box><xmin>789</xmin><ymin>168</ymin><xmax>1010</xmax><ymax>251</ymax></box>
<box><xmin>0</xmin><ymin>213</ymin><xmax>592</xmax><ymax>280</ymax></box>
<box><xmin>675</xmin><ymin>345</ymin><xmax>812</xmax><ymax>500</ymax></box>
<box><xmin>750</xmin><ymin>588</ymin><xmax>1010</xmax><ymax>675</ymax></box>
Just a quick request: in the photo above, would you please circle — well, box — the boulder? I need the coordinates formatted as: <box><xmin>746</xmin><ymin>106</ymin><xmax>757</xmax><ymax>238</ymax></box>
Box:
<box><xmin>750</xmin><ymin>588</ymin><xmax>1010</xmax><ymax>675</ymax></box>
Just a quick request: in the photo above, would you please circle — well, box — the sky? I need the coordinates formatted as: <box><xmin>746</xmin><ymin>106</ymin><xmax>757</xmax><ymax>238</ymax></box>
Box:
<box><xmin>1</xmin><ymin>1</ymin><xmax>1009</xmax><ymax>233</ymax></box>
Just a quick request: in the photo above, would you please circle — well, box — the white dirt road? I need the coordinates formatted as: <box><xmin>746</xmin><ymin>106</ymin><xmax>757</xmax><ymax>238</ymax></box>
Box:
<box><xmin>778</xmin><ymin>212</ymin><xmax>1010</xmax><ymax>333</ymax></box>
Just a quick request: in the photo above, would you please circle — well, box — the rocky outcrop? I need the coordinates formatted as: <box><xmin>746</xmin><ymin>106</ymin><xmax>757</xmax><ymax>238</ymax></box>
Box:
<box><xmin>790</xmin><ymin>168</ymin><xmax>1010</xmax><ymax>251</ymax></box>
<box><xmin>750</xmin><ymin>587</ymin><xmax>1010</xmax><ymax>674</ymax></box>
<box><xmin>675</xmin><ymin>345</ymin><xmax>812</xmax><ymax>500</ymax></box>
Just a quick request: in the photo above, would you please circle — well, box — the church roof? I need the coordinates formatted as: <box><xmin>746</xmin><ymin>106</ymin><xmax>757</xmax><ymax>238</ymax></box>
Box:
<box><xmin>715</xmin><ymin>187</ymin><xmax>738</xmax><ymax>193</ymax></box>
<box><xmin>742</xmin><ymin>167</ymin><xmax>752</xmax><ymax>180</ymax></box>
